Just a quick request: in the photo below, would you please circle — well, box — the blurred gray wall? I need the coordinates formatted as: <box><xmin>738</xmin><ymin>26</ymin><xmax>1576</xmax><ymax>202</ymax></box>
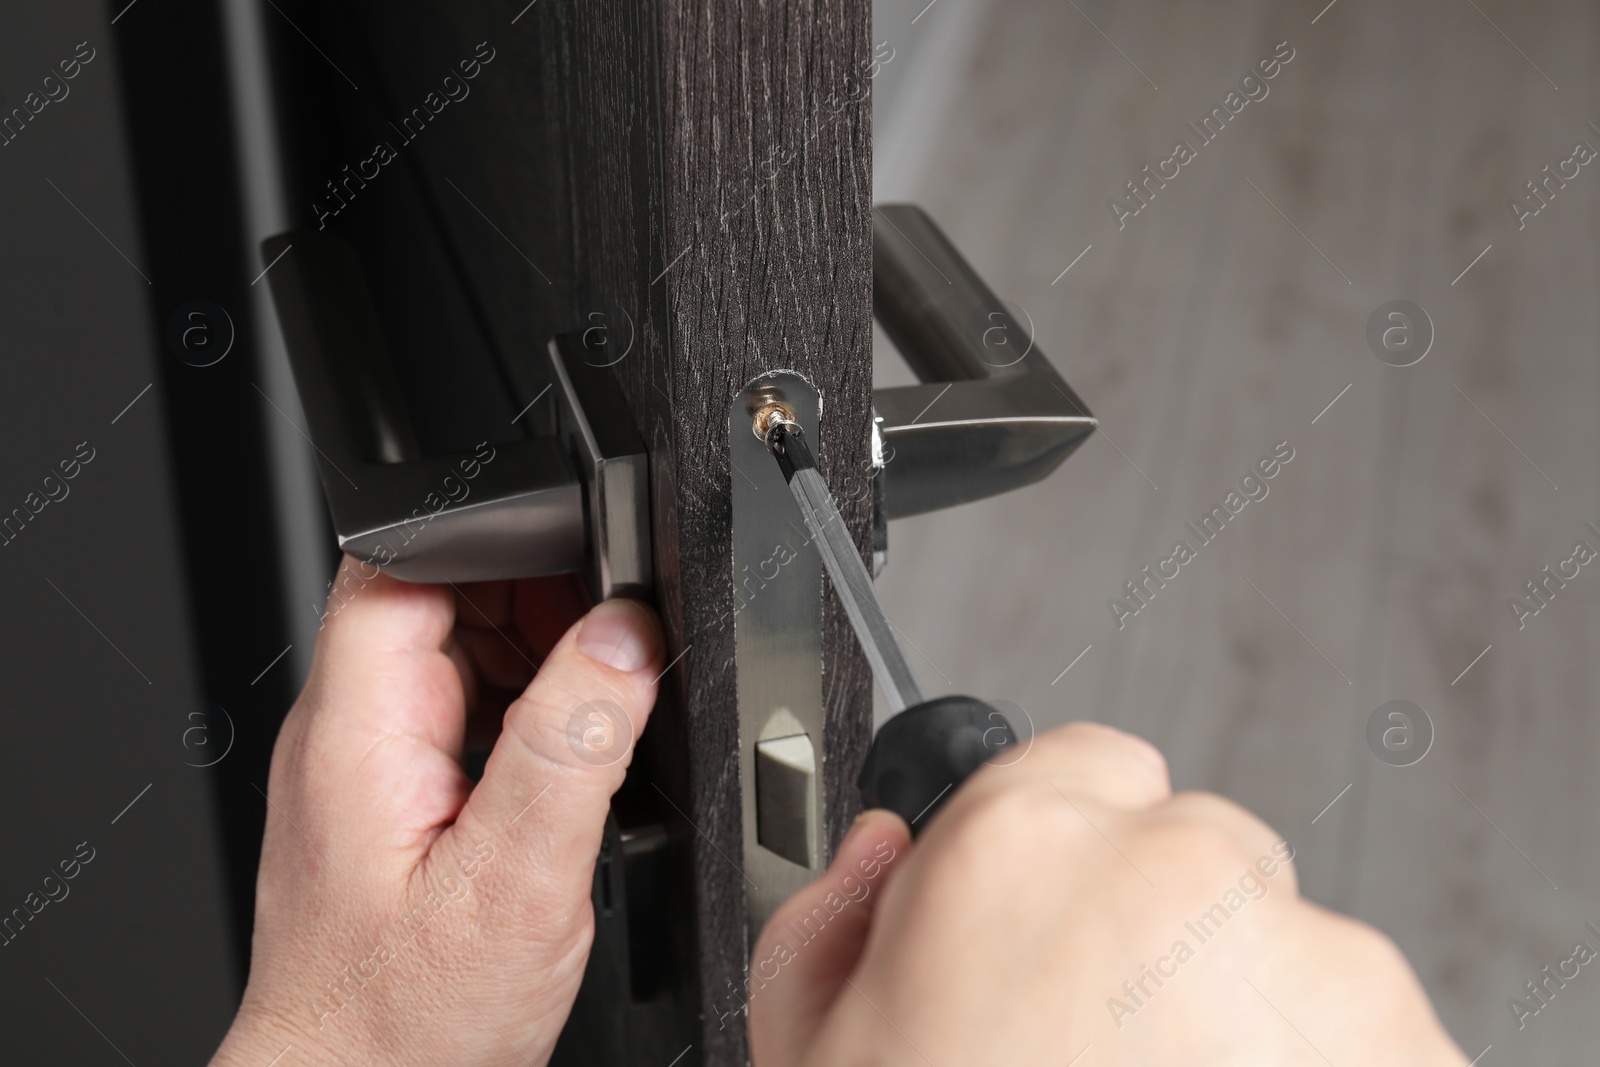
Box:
<box><xmin>872</xmin><ymin>1</ymin><xmax>1600</xmax><ymax>1063</ymax></box>
<box><xmin>0</xmin><ymin>2</ymin><xmax>238</xmax><ymax>1061</ymax></box>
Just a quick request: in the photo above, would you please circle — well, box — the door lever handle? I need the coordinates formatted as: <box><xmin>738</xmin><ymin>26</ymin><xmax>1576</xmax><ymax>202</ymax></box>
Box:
<box><xmin>872</xmin><ymin>204</ymin><xmax>1097</xmax><ymax>519</ymax></box>
<box><xmin>263</xmin><ymin>208</ymin><xmax>1086</xmax><ymax>590</ymax></box>
<box><xmin>260</xmin><ymin>230</ymin><xmax>649</xmax><ymax>596</ymax></box>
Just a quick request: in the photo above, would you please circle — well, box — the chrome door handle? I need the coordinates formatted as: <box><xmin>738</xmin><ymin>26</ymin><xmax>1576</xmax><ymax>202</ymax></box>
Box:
<box><xmin>260</xmin><ymin>230</ymin><xmax>649</xmax><ymax>596</ymax></box>
<box><xmin>872</xmin><ymin>204</ymin><xmax>1096</xmax><ymax>520</ymax></box>
<box><xmin>262</xmin><ymin>207</ymin><xmax>1089</xmax><ymax>592</ymax></box>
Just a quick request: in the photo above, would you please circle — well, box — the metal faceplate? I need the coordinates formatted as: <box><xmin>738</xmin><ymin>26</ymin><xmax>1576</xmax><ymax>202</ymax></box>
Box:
<box><xmin>731</xmin><ymin>373</ymin><xmax>826</xmax><ymax>938</ymax></box>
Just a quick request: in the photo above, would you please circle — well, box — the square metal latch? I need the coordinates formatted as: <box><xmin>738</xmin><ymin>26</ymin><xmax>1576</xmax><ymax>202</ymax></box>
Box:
<box><xmin>755</xmin><ymin>733</ymin><xmax>818</xmax><ymax>869</ymax></box>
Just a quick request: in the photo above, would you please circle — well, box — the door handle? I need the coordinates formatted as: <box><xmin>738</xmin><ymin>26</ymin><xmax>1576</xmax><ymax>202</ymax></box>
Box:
<box><xmin>872</xmin><ymin>204</ymin><xmax>1096</xmax><ymax>520</ymax></box>
<box><xmin>260</xmin><ymin>230</ymin><xmax>650</xmax><ymax>597</ymax></box>
<box><xmin>261</xmin><ymin>211</ymin><xmax>1087</xmax><ymax>593</ymax></box>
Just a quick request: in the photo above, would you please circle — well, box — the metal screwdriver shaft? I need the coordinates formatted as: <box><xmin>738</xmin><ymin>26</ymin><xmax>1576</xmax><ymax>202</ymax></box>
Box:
<box><xmin>757</xmin><ymin>406</ymin><xmax>1014</xmax><ymax>835</ymax></box>
<box><xmin>764</xmin><ymin>418</ymin><xmax>925</xmax><ymax>713</ymax></box>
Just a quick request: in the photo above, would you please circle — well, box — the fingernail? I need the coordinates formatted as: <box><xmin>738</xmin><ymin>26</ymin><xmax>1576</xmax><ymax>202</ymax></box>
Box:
<box><xmin>577</xmin><ymin>599</ymin><xmax>658</xmax><ymax>672</ymax></box>
<box><xmin>844</xmin><ymin>808</ymin><xmax>907</xmax><ymax>848</ymax></box>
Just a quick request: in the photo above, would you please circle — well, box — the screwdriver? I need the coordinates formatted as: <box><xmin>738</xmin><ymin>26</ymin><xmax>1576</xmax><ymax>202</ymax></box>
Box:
<box><xmin>757</xmin><ymin>406</ymin><xmax>1017</xmax><ymax>835</ymax></box>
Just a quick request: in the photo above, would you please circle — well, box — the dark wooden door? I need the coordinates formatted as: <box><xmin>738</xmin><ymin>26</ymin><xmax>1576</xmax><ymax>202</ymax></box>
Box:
<box><xmin>277</xmin><ymin>2</ymin><xmax>878</xmax><ymax>1062</ymax></box>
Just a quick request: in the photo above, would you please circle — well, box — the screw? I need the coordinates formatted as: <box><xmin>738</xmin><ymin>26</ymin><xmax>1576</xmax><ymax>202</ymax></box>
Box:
<box><xmin>749</xmin><ymin>396</ymin><xmax>798</xmax><ymax>442</ymax></box>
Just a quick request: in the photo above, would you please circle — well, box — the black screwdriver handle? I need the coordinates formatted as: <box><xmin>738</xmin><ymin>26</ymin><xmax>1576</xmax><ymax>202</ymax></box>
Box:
<box><xmin>858</xmin><ymin>695</ymin><xmax>1016</xmax><ymax>835</ymax></box>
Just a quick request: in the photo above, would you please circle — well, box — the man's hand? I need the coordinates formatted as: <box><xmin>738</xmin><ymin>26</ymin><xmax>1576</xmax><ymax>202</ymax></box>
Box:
<box><xmin>209</xmin><ymin>556</ymin><xmax>663</xmax><ymax>1067</ymax></box>
<box><xmin>752</xmin><ymin>722</ymin><xmax>1467</xmax><ymax>1066</ymax></box>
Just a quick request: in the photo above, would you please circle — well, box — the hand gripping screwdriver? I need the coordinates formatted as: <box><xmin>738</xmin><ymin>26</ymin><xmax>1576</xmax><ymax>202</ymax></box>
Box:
<box><xmin>758</xmin><ymin>410</ymin><xmax>1017</xmax><ymax>835</ymax></box>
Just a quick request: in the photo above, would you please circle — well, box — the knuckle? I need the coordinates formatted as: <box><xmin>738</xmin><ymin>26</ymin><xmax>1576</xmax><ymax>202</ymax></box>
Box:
<box><xmin>1059</xmin><ymin>721</ymin><xmax>1166</xmax><ymax>771</ymax></box>
<box><xmin>503</xmin><ymin>692</ymin><xmax>569</xmax><ymax>759</ymax></box>
<box><xmin>968</xmin><ymin>780</ymin><xmax>1069</xmax><ymax>840</ymax></box>
<box><xmin>1295</xmin><ymin>909</ymin><xmax>1429</xmax><ymax>1017</ymax></box>
<box><xmin>1048</xmin><ymin>721</ymin><xmax>1172</xmax><ymax>798</ymax></box>
<box><xmin>1335</xmin><ymin>915</ymin><xmax>1410</xmax><ymax>976</ymax></box>
<box><xmin>1165</xmin><ymin>789</ymin><xmax>1251</xmax><ymax>826</ymax></box>
<box><xmin>1166</xmin><ymin>790</ymin><xmax>1286</xmax><ymax>853</ymax></box>
<box><xmin>507</xmin><ymin>677</ymin><xmax>635</xmax><ymax>766</ymax></box>
<box><xmin>938</xmin><ymin>782</ymin><xmax>1082</xmax><ymax>875</ymax></box>
<box><xmin>1147</xmin><ymin>813</ymin><xmax>1257</xmax><ymax>883</ymax></box>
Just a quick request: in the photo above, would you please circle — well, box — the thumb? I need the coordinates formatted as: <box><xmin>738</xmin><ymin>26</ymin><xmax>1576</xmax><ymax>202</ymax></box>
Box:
<box><xmin>749</xmin><ymin>809</ymin><xmax>913</xmax><ymax>1067</ymax></box>
<box><xmin>432</xmin><ymin>598</ymin><xmax>662</xmax><ymax>918</ymax></box>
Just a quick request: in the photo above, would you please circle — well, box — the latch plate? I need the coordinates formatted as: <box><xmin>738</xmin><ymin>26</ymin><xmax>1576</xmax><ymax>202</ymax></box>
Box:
<box><xmin>731</xmin><ymin>373</ymin><xmax>826</xmax><ymax>937</ymax></box>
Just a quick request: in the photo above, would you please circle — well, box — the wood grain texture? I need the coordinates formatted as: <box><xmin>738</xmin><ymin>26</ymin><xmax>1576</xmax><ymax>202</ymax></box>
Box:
<box><xmin>654</xmin><ymin>2</ymin><xmax>876</xmax><ymax>1061</ymax></box>
<box><xmin>876</xmin><ymin>0</ymin><xmax>1599</xmax><ymax>1060</ymax></box>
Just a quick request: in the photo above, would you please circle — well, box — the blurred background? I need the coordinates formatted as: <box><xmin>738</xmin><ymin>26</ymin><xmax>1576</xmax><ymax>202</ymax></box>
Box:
<box><xmin>1</xmin><ymin>0</ymin><xmax>1595</xmax><ymax>1062</ymax></box>
<box><xmin>874</xmin><ymin>0</ymin><xmax>1598</xmax><ymax>1063</ymax></box>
